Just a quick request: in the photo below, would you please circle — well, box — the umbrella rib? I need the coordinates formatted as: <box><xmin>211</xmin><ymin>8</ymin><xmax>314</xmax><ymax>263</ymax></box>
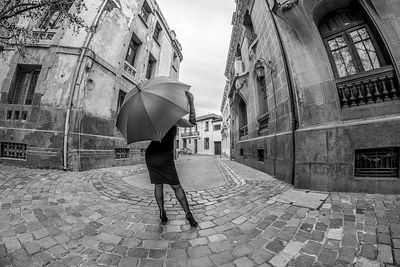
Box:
<box><xmin>139</xmin><ymin>94</ymin><xmax>159</xmax><ymax>140</ymax></box>
<box><xmin>142</xmin><ymin>91</ymin><xmax>189</xmax><ymax>114</ymax></box>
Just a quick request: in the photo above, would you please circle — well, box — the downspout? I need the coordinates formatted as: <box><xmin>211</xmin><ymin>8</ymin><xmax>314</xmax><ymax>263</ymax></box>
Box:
<box><xmin>63</xmin><ymin>0</ymin><xmax>108</xmax><ymax>170</ymax></box>
<box><xmin>265</xmin><ymin>0</ymin><xmax>298</xmax><ymax>185</ymax></box>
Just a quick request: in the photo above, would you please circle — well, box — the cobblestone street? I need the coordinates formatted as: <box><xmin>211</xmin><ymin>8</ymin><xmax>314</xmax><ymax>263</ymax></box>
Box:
<box><xmin>0</xmin><ymin>155</ymin><xmax>399</xmax><ymax>266</ymax></box>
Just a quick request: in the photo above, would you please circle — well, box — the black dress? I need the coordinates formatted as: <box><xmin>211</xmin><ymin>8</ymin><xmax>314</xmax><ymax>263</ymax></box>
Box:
<box><xmin>145</xmin><ymin>126</ymin><xmax>180</xmax><ymax>185</ymax></box>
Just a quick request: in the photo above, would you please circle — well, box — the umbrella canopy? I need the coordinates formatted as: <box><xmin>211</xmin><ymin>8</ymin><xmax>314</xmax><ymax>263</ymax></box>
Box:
<box><xmin>116</xmin><ymin>76</ymin><xmax>191</xmax><ymax>144</ymax></box>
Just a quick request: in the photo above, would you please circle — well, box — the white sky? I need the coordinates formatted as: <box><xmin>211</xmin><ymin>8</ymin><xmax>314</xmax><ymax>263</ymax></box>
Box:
<box><xmin>156</xmin><ymin>0</ymin><xmax>236</xmax><ymax>117</ymax></box>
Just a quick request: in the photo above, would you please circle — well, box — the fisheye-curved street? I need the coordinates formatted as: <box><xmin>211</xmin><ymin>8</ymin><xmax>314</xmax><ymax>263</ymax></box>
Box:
<box><xmin>0</xmin><ymin>155</ymin><xmax>398</xmax><ymax>266</ymax></box>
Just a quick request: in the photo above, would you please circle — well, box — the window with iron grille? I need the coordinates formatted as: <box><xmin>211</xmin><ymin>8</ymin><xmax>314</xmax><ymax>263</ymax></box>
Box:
<box><xmin>355</xmin><ymin>147</ymin><xmax>399</xmax><ymax>178</ymax></box>
<box><xmin>146</xmin><ymin>54</ymin><xmax>157</xmax><ymax>79</ymax></box>
<box><xmin>214</xmin><ymin>124</ymin><xmax>221</xmax><ymax>131</ymax></box>
<box><xmin>1</xmin><ymin>142</ymin><xmax>27</xmax><ymax>159</ymax></box>
<box><xmin>8</xmin><ymin>65</ymin><xmax>41</xmax><ymax>105</ymax></box>
<box><xmin>115</xmin><ymin>148</ymin><xmax>130</xmax><ymax>159</ymax></box>
<box><xmin>117</xmin><ymin>90</ymin><xmax>126</xmax><ymax>113</ymax></box>
<box><xmin>153</xmin><ymin>22</ymin><xmax>162</xmax><ymax>42</ymax></box>
<box><xmin>140</xmin><ymin>1</ymin><xmax>151</xmax><ymax>23</ymax></box>
<box><xmin>204</xmin><ymin>138</ymin><xmax>209</xmax><ymax>150</ymax></box>
<box><xmin>125</xmin><ymin>34</ymin><xmax>141</xmax><ymax>67</ymax></box>
<box><xmin>38</xmin><ymin>1</ymin><xmax>73</xmax><ymax>29</ymax></box>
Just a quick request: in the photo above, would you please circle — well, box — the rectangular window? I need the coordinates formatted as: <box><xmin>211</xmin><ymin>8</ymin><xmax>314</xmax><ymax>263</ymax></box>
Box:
<box><xmin>153</xmin><ymin>22</ymin><xmax>162</xmax><ymax>42</ymax></box>
<box><xmin>146</xmin><ymin>54</ymin><xmax>157</xmax><ymax>79</ymax></box>
<box><xmin>115</xmin><ymin>148</ymin><xmax>130</xmax><ymax>159</ymax></box>
<box><xmin>328</xmin><ymin>36</ymin><xmax>357</xmax><ymax>78</ymax></box>
<box><xmin>8</xmin><ymin>65</ymin><xmax>41</xmax><ymax>105</ymax></box>
<box><xmin>355</xmin><ymin>147</ymin><xmax>399</xmax><ymax>178</ymax></box>
<box><xmin>126</xmin><ymin>34</ymin><xmax>141</xmax><ymax>67</ymax></box>
<box><xmin>140</xmin><ymin>1</ymin><xmax>152</xmax><ymax>23</ymax></box>
<box><xmin>214</xmin><ymin>124</ymin><xmax>221</xmax><ymax>131</ymax></box>
<box><xmin>257</xmin><ymin>149</ymin><xmax>264</xmax><ymax>162</ymax></box>
<box><xmin>350</xmin><ymin>28</ymin><xmax>380</xmax><ymax>72</ymax></box>
<box><xmin>39</xmin><ymin>2</ymin><xmax>73</xmax><ymax>29</ymax></box>
<box><xmin>1</xmin><ymin>142</ymin><xmax>27</xmax><ymax>160</ymax></box>
<box><xmin>183</xmin><ymin>139</ymin><xmax>187</xmax><ymax>148</ymax></box>
<box><xmin>117</xmin><ymin>90</ymin><xmax>126</xmax><ymax>113</ymax></box>
<box><xmin>204</xmin><ymin>138</ymin><xmax>209</xmax><ymax>150</ymax></box>
<box><xmin>240</xmin><ymin>148</ymin><xmax>244</xmax><ymax>157</ymax></box>
<box><xmin>205</xmin><ymin>121</ymin><xmax>209</xmax><ymax>132</ymax></box>
<box><xmin>176</xmin><ymin>140</ymin><xmax>179</xmax><ymax>149</ymax></box>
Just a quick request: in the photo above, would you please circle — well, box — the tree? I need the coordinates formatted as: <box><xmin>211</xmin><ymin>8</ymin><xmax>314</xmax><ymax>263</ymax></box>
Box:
<box><xmin>0</xmin><ymin>0</ymin><xmax>87</xmax><ymax>50</ymax></box>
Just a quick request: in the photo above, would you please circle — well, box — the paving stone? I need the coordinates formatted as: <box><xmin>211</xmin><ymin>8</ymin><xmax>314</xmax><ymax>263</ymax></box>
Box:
<box><xmin>188</xmin><ymin>246</ymin><xmax>212</xmax><ymax>258</ymax></box>
<box><xmin>269</xmin><ymin>252</ymin><xmax>291</xmax><ymax>267</ymax></box>
<box><xmin>302</xmin><ymin>241</ymin><xmax>321</xmax><ymax>256</ymax></box>
<box><xmin>209</xmin><ymin>251</ymin><xmax>235</xmax><ymax>265</ymax></box>
<box><xmin>265</xmin><ymin>238</ymin><xmax>285</xmax><ymax>253</ymax></box>
<box><xmin>317</xmin><ymin>249</ymin><xmax>337</xmax><ymax>265</ymax></box>
<box><xmin>96</xmin><ymin>253</ymin><xmax>121</xmax><ymax>266</ymax></box>
<box><xmin>360</xmin><ymin>244</ymin><xmax>377</xmax><ymax>260</ymax></box>
<box><xmin>140</xmin><ymin>258</ymin><xmax>163</xmax><ymax>267</ymax></box>
<box><xmin>188</xmin><ymin>256</ymin><xmax>213</xmax><ymax>267</ymax></box>
<box><xmin>338</xmin><ymin>246</ymin><xmax>356</xmax><ymax>263</ymax></box>
<box><xmin>119</xmin><ymin>256</ymin><xmax>139</xmax><ymax>267</ymax></box>
<box><xmin>291</xmin><ymin>253</ymin><xmax>315</xmax><ymax>267</ymax></box>
<box><xmin>96</xmin><ymin>232</ymin><xmax>121</xmax><ymax>245</ymax></box>
<box><xmin>234</xmin><ymin>257</ymin><xmax>255</xmax><ymax>267</ymax></box>
<box><xmin>377</xmin><ymin>244</ymin><xmax>393</xmax><ymax>263</ymax></box>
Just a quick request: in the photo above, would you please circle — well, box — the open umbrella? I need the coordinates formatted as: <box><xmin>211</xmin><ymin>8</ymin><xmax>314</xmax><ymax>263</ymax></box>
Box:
<box><xmin>116</xmin><ymin>76</ymin><xmax>191</xmax><ymax>144</ymax></box>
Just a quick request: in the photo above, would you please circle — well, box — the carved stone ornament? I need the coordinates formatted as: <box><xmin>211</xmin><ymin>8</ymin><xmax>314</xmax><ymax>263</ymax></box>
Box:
<box><xmin>235</xmin><ymin>73</ymin><xmax>248</xmax><ymax>90</ymax></box>
<box><xmin>272</xmin><ymin>0</ymin><xmax>299</xmax><ymax>17</ymax></box>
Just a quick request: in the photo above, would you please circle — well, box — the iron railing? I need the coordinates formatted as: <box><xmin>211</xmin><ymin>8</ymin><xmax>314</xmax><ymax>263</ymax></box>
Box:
<box><xmin>337</xmin><ymin>66</ymin><xmax>399</xmax><ymax>108</ymax></box>
<box><xmin>239</xmin><ymin>125</ymin><xmax>248</xmax><ymax>139</ymax></box>
<box><xmin>355</xmin><ymin>147</ymin><xmax>399</xmax><ymax>177</ymax></box>
<box><xmin>1</xmin><ymin>142</ymin><xmax>27</xmax><ymax>159</ymax></box>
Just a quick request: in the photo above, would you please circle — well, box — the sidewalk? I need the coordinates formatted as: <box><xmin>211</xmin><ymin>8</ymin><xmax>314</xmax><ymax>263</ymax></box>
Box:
<box><xmin>0</xmin><ymin>156</ymin><xmax>398</xmax><ymax>266</ymax></box>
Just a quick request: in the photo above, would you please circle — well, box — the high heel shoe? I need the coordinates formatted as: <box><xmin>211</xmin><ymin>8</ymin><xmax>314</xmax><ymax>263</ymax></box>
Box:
<box><xmin>186</xmin><ymin>212</ymin><xmax>198</xmax><ymax>227</ymax></box>
<box><xmin>160</xmin><ymin>211</ymin><xmax>168</xmax><ymax>225</ymax></box>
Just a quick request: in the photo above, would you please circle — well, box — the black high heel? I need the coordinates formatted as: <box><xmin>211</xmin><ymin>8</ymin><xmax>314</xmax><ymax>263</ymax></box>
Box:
<box><xmin>186</xmin><ymin>212</ymin><xmax>198</xmax><ymax>227</ymax></box>
<box><xmin>160</xmin><ymin>211</ymin><xmax>168</xmax><ymax>225</ymax></box>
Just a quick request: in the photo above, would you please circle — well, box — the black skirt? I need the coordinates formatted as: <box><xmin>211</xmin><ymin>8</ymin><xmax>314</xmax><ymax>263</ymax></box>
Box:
<box><xmin>145</xmin><ymin>126</ymin><xmax>180</xmax><ymax>185</ymax></box>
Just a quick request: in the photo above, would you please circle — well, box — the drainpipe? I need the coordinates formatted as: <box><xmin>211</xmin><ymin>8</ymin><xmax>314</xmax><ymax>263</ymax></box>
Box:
<box><xmin>63</xmin><ymin>0</ymin><xmax>108</xmax><ymax>170</ymax></box>
<box><xmin>265</xmin><ymin>0</ymin><xmax>298</xmax><ymax>185</ymax></box>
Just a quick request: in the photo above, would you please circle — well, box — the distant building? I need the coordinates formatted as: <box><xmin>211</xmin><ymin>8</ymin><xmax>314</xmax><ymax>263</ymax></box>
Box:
<box><xmin>224</xmin><ymin>0</ymin><xmax>400</xmax><ymax>193</ymax></box>
<box><xmin>176</xmin><ymin>114</ymin><xmax>222</xmax><ymax>156</ymax></box>
<box><xmin>0</xmin><ymin>0</ymin><xmax>182</xmax><ymax>171</ymax></box>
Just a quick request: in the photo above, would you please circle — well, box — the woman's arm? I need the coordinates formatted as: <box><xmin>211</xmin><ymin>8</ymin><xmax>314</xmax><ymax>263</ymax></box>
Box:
<box><xmin>186</xmin><ymin>91</ymin><xmax>196</xmax><ymax>125</ymax></box>
<box><xmin>176</xmin><ymin>91</ymin><xmax>196</xmax><ymax>127</ymax></box>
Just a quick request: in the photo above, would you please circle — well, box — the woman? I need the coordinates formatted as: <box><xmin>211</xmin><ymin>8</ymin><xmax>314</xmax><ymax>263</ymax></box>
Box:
<box><xmin>145</xmin><ymin>91</ymin><xmax>198</xmax><ymax>227</ymax></box>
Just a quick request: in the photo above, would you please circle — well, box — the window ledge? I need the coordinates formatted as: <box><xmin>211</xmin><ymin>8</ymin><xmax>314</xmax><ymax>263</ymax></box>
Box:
<box><xmin>354</xmin><ymin>177</ymin><xmax>399</xmax><ymax>181</ymax></box>
<box><xmin>139</xmin><ymin>16</ymin><xmax>149</xmax><ymax>28</ymax></box>
<box><xmin>153</xmin><ymin>37</ymin><xmax>161</xmax><ymax>46</ymax></box>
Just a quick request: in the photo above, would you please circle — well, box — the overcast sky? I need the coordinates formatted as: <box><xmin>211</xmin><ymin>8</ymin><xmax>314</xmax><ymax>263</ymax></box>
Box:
<box><xmin>156</xmin><ymin>0</ymin><xmax>236</xmax><ymax>117</ymax></box>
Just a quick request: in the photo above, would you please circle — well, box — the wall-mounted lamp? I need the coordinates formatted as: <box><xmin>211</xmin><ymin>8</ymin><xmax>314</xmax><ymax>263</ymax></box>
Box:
<box><xmin>255</xmin><ymin>60</ymin><xmax>265</xmax><ymax>81</ymax></box>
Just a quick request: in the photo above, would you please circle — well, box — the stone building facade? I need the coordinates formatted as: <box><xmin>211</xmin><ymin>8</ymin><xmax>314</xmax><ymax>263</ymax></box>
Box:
<box><xmin>224</xmin><ymin>0</ymin><xmax>400</xmax><ymax>193</ymax></box>
<box><xmin>221</xmin><ymin>82</ymin><xmax>231</xmax><ymax>159</ymax></box>
<box><xmin>176</xmin><ymin>114</ymin><xmax>222</xmax><ymax>156</ymax></box>
<box><xmin>0</xmin><ymin>0</ymin><xmax>182</xmax><ymax>171</ymax></box>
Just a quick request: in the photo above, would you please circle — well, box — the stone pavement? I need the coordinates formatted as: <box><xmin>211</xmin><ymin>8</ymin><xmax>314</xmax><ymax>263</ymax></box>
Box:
<box><xmin>0</xmin><ymin>155</ymin><xmax>399</xmax><ymax>267</ymax></box>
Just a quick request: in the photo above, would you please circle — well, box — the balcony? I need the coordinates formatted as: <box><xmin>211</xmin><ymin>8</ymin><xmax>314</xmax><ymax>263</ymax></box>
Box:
<box><xmin>181</xmin><ymin>131</ymin><xmax>199</xmax><ymax>137</ymax></box>
<box><xmin>123</xmin><ymin>61</ymin><xmax>136</xmax><ymax>81</ymax></box>
<box><xmin>337</xmin><ymin>66</ymin><xmax>399</xmax><ymax>108</ymax></box>
<box><xmin>32</xmin><ymin>29</ymin><xmax>57</xmax><ymax>44</ymax></box>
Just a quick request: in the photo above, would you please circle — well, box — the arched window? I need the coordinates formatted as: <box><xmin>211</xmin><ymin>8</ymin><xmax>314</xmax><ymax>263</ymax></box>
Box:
<box><xmin>320</xmin><ymin>9</ymin><xmax>386</xmax><ymax>78</ymax></box>
<box><xmin>238</xmin><ymin>96</ymin><xmax>248</xmax><ymax>138</ymax></box>
<box><xmin>319</xmin><ymin>7</ymin><xmax>399</xmax><ymax>107</ymax></box>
